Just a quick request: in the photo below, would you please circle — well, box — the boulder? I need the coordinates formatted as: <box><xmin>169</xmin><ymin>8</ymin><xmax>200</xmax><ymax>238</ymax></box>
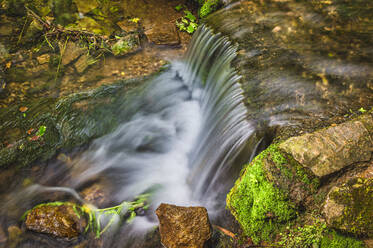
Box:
<box><xmin>25</xmin><ymin>203</ymin><xmax>86</xmax><ymax>238</ymax></box>
<box><xmin>61</xmin><ymin>41</ymin><xmax>85</xmax><ymax>66</ymax></box>
<box><xmin>226</xmin><ymin>144</ymin><xmax>318</xmax><ymax>243</ymax></box>
<box><xmin>323</xmin><ymin>172</ymin><xmax>373</xmax><ymax>237</ymax></box>
<box><xmin>280</xmin><ymin>115</ymin><xmax>373</xmax><ymax>177</ymax></box>
<box><xmin>156</xmin><ymin>203</ymin><xmax>212</xmax><ymax>248</ymax></box>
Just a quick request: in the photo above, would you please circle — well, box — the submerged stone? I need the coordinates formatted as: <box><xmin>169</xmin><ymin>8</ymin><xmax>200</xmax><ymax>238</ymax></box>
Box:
<box><xmin>25</xmin><ymin>204</ymin><xmax>86</xmax><ymax>238</ymax></box>
<box><xmin>145</xmin><ymin>24</ymin><xmax>180</xmax><ymax>46</ymax></box>
<box><xmin>73</xmin><ymin>0</ymin><xmax>98</xmax><ymax>14</ymax></box>
<box><xmin>61</xmin><ymin>41</ymin><xmax>85</xmax><ymax>66</ymax></box>
<box><xmin>156</xmin><ymin>203</ymin><xmax>212</xmax><ymax>248</ymax></box>
<box><xmin>323</xmin><ymin>176</ymin><xmax>373</xmax><ymax>237</ymax></box>
<box><xmin>280</xmin><ymin>114</ymin><xmax>373</xmax><ymax>177</ymax></box>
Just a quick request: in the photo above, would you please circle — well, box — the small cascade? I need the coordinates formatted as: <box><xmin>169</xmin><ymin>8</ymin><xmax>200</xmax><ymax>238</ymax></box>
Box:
<box><xmin>3</xmin><ymin>26</ymin><xmax>255</xmax><ymax>247</ymax></box>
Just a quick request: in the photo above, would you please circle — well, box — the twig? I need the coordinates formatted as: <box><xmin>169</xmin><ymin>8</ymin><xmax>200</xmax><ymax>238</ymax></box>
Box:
<box><xmin>17</xmin><ymin>17</ymin><xmax>28</xmax><ymax>45</ymax></box>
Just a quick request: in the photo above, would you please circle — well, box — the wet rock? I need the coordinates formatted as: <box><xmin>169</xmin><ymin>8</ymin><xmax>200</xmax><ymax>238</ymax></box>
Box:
<box><xmin>7</xmin><ymin>225</ymin><xmax>22</xmax><ymax>243</ymax></box>
<box><xmin>145</xmin><ymin>24</ymin><xmax>180</xmax><ymax>46</ymax></box>
<box><xmin>36</xmin><ymin>54</ymin><xmax>50</xmax><ymax>65</ymax></box>
<box><xmin>323</xmin><ymin>175</ymin><xmax>373</xmax><ymax>237</ymax></box>
<box><xmin>226</xmin><ymin>144</ymin><xmax>316</xmax><ymax>243</ymax></box>
<box><xmin>25</xmin><ymin>204</ymin><xmax>86</xmax><ymax>238</ymax></box>
<box><xmin>111</xmin><ymin>34</ymin><xmax>140</xmax><ymax>56</ymax></box>
<box><xmin>74</xmin><ymin>53</ymin><xmax>90</xmax><ymax>74</ymax></box>
<box><xmin>76</xmin><ymin>16</ymin><xmax>113</xmax><ymax>36</ymax></box>
<box><xmin>156</xmin><ymin>203</ymin><xmax>212</xmax><ymax>248</ymax></box>
<box><xmin>116</xmin><ymin>19</ymin><xmax>139</xmax><ymax>33</ymax></box>
<box><xmin>81</xmin><ymin>183</ymin><xmax>107</xmax><ymax>207</ymax></box>
<box><xmin>280</xmin><ymin>115</ymin><xmax>373</xmax><ymax>177</ymax></box>
<box><xmin>73</xmin><ymin>0</ymin><xmax>98</xmax><ymax>14</ymax></box>
<box><xmin>61</xmin><ymin>41</ymin><xmax>85</xmax><ymax>66</ymax></box>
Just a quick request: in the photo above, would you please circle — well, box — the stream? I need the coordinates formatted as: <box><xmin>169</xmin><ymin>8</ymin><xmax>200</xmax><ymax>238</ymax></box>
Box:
<box><xmin>0</xmin><ymin>26</ymin><xmax>254</xmax><ymax>248</ymax></box>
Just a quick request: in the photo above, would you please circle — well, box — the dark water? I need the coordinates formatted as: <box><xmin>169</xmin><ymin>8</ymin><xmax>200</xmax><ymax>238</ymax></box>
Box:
<box><xmin>207</xmin><ymin>0</ymin><xmax>373</xmax><ymax>135</ymax></box>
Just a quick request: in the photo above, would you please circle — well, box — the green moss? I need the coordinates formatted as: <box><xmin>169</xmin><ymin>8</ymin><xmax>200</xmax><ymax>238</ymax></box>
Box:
<box><xmin>320</xmin><ymin>231</ymin><xmax>365</xmax><ymax>248</ymax></box>
<box><xmin>227</xmin><ymin>144</ymin><xmax>296</xmax><ymax>243</ymax></box>
<box><xmin>199</xmin><ymin>0</ymin><xmax>220</xmax><ymax>18</ymax></box>
<box><xmin>328</xmin><ymin>178</ymin><xmax>373</xmax><ymax>237</ymax></box>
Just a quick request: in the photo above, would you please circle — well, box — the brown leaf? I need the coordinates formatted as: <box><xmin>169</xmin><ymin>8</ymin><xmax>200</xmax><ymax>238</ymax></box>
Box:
<box><xmin>29</xmin><ymin>135</ymin><xmax>40</xmax><ymax>141</ymax></box>
<box><xmin>212</xmin><ymin>225</ymin><xmax>236</xmax><ymax>239</ymax></box>
<box><xmin>27</xmin><ymin>128</ymin><xmax>35</xmax><ymax>135</ymax></box>
<box><xmin>19</xmin><ymin>106</ymin><xmax>28</xmax><ymax>112</ymax></box>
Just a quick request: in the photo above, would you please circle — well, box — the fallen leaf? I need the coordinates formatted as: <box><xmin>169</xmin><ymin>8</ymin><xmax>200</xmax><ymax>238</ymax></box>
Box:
<box><xmin>27</xmin><ymin>128</ymin><xmax>35</xmax><ymax>135</ymax></box>
<box><xmin>19</xmin><ymin>106</ymin><xmax>28</xmax><ymax>112</ymax></box>
<box><xmin>29</xmin><ymin>135</ymin><xmax>40</xmax><ymax>141</ymax></box>
<box><xmin>5</xmin><ymin>61</ymin><xmax>11</xmax><ymax>69</ymax></box>
<box><xmin>212</xmin><ymin>225</ymin><xmax>236</xmax><ymax>239</ymax></box>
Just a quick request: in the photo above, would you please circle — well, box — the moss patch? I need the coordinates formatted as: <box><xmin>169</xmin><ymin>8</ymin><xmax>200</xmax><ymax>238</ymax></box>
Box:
<box><xmin>320</xmin><ymin>231</ymin><xmax>365</xmax><ymax>248</ymax></box>
<box><xmin>199</xmin><ymin>0</ymin><xmax>220</xmax><ymax>18</ymax></box>
<box><xmin>226</xmin><ymin>144</ymin><xmax>297</xmax><ymax>243</ymax></box>
<box><xmin>326</xmin><ymin>178</ymin><xmax>373</xmax><ymax>237</ymax></box>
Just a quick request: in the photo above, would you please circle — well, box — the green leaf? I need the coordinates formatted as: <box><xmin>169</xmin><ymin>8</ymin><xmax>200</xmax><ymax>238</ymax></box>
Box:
<box><xmin>186</xmin><ymin>24</ymin><xmax>196</xmax><ymax>34</ymax></box>
<box><xmin>184</xmin><ymin>10</ymin><xmax>196</xmax><ymax>22</ymax></box>
<box><xmin>175</xmin><ymin>5</ymin><xmax>183</xmax><ymax>11</ymax></box>
<box><xmin>38</xmin><ymin>125</ymin><xmax>47</xmax><ymax>136</ymax></box>
<box><xmin>181</xmin><ymin>17</ymin><xmax>189</xmax><ymax>24</ymax></box>
<box><xmin>358</xmin><ymin>107</ymin><xmax>366</xmax><ymax>113</ymax></box>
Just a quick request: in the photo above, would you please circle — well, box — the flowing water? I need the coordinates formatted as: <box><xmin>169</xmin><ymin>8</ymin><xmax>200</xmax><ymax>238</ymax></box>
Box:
<box><xmin>0</xmin><ymin>26</ymin><xmax>254</xmax><ymax>247</ymax></box>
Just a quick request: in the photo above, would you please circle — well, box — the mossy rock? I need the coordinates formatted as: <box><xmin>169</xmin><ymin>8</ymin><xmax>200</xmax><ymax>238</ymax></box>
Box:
<box><xmin>24</xmin><ymin>202</ymin><xmax>87</xmax><ymax>238</ymax></box>
<box><xmin>323</xmin><ymin>177</ymin><xmax>373</xmax><ymax>237</ymax></box>
<box><xmin>226</xmin><ymin>144</ymin><xmax>318</xmax><ymax>243</ymax></box>
<box><xmin>320</xmin><ymin>231</ymin><xmax>365</xmax><ymax>248</ymax></box>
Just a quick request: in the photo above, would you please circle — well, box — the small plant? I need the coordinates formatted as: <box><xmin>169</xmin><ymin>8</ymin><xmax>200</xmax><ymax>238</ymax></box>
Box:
<box><xmin>176</xmin><ymin>10</ymin><xmax>198</xmax><ymax>34</ymax></box>
<box><xmin>358</xmin><ymin>107</ymin><xmax>366</xmax><ymax>113</ymax></box>
<box><xmin>198</xmin><ymin>0</ymin><xmax>220</xmax><ymax>18</ymax></box>
<box><xmin>130</xmin><ymin>17</ymin><xmax>140</xmax><ymax>23</ymax></box>
<box><xmin>38</xmin><ymin>125</ymin><xmax>47</xmax><ymax>137</ymax></box>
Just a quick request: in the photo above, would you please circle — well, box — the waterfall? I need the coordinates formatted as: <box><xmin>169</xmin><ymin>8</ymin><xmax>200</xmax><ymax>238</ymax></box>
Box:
<box><xmin>8</xmin><ymin>26</ymin><xmax>254</xmax><ymax>243</ymax></box>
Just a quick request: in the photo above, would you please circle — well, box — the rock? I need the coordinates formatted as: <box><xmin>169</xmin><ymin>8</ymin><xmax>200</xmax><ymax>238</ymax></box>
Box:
<box><xmin>7</xmin><ymin>225</ymin><xmax>22</xmax><ymax>242</ymax></box>
<box><xmin>61</xmin><ymin>41</ymin><xmax>85</xmax><ymax>66</ymax></box>
<box><xmin>226</xmin><ymin>144</ymin><xmax>315</xmax><ymax>243</ymax></box>
<box><xmin>111</xmin><ymin>34</ymin><xmax>140</xmax><ymax>56</ymax></box>
<box><xmin>73</xmin><ymin>0</ymin><xmax>98</xmax><ymax>14</ymax></box>
<box><xmin>36</xmin><ymin>54</ymin><xmax>50</xmax><ymax>65</ymax></box>
<box><xmin>75</xmin><ymin>16</ymin><xmax>114</xmax><ymax>36</ymax></box>
<box><xmin>145</xmin><ymin>24</ymin><xmax>180</xmax><ymax>46</ymax></box>
<box><xmin>323</xmin><ymin>176</ymin><xmax>373</xmax><ymax>237</ymax></box>
<box><xmin>156</xmin><ymin>203</ymin><xmax>212</xmax><ymax>248</ymax></box>
<box><xmin>74</xmin><ymin>53</ymin><xmax>90</xmax><ymax>74</ymax></box>
<box><xmin>280</xmin><ymin>115</ymin><xmax>373</xmax><ymax>177</ymax></box>
<box><xmin>116</xmin><ymin>19</ymin><xmax>139</xmax><ymax>33</ymax></box>
<box><xmin>80</xmin><ymin>183</ymin><xmax>107</xmax><ymax>207</ymax></box>
<box><xmin>25</xmin><ymin>203</ymin><xmax>87</xmax><ymax>238</ymax></box>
